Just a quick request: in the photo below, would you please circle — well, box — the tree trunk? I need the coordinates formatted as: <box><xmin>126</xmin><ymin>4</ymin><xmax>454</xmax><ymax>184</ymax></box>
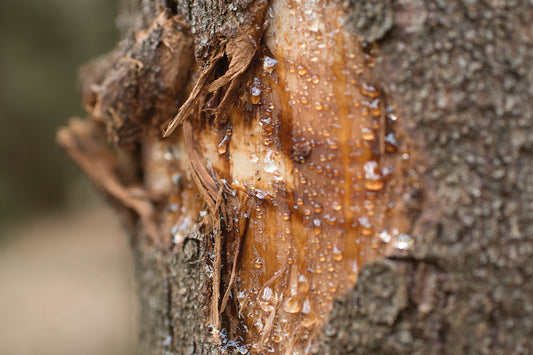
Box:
<box><xmin>58</xmin><ymin>0</ymin><xmax>533</xmax><ymax>354</ymax></box>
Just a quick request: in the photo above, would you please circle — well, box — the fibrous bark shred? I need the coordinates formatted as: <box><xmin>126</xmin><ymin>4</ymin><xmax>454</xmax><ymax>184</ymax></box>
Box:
<box><xmin>163</xmin><ymin>29</ymin><xmax>264</xmax><ymax>136</ymax></box>
<box><xmin>57</xmin><ymin>119</ymin><xmax>159</xmax><ymax>240</ymax></box>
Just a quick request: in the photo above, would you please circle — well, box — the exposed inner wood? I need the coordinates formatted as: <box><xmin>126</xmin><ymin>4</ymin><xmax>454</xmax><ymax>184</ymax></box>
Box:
<box><xmin>158</xmin><ymin>0</ymin><xmax>414</xmax><ymax>353</ymax></box>
<box><xmin>59</xmin><ymin>2</ymin><xmax>416</xmax><ymax>354</ymax></box>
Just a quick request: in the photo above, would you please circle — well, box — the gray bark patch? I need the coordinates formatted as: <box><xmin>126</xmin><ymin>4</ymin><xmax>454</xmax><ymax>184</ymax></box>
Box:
<box><xmin>357</xmin><ymin>259</ymin><xmax>408</xmax><ymax>326</ymax></box>
<box><xmin>346</xmin><ymin>0</ymin><xmax>393</xmax><ymax>42</ymax></box>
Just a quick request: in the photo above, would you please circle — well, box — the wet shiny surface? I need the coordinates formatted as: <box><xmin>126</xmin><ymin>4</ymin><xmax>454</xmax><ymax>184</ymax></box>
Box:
<box><xmin>150</xmin><ymin>0</ymin><xmax>414</xmax><ymax>352</ymax></box>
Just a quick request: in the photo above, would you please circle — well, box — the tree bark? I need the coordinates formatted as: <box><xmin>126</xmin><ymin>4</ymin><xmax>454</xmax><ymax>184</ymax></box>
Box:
<box><xmin>58</xmin><ymin>0</ymin><xmax>533</xmax><ymax>354</ymax></box>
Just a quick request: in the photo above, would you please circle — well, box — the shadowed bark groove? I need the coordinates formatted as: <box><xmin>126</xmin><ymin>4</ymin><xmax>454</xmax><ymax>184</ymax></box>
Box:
<box><xmin>58</xmin><ymin>0</ymin><xmax>533</xmax><ymax>354</ymax></box>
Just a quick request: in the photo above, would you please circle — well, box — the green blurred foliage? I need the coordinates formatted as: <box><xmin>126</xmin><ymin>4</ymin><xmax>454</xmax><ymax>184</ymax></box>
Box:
<box><xmin>0</xmin><ymin>0</ymin><xmax>118</xmax><ymax>226</ymax></box>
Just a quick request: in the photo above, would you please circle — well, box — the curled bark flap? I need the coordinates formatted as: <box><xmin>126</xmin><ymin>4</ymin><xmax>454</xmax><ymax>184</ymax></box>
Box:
<box><xmin>163</xmin><ymin>51</ymin><xmax>224</xmax><ymax>137</ymax></box>
<box><xmin>163</xmin><ymin>33</ymin><xmax>259</xmax><ymax>136</ymax></box>
<box><xmin>57</xmin><ymin>119</ymin><xmax>159</xmax><ymax>241</ymax></box>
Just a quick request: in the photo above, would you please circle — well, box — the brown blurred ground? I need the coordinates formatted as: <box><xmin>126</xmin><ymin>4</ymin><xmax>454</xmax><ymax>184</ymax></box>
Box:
<box><xmin>0</xmin><ymin>1</ymin><xmax>138</xmax><ymax>353</ymax></box>
<box><xmin>0</xmin><ymin>207</ymin><xmax>138</xmax><ymax>355</ymax></box>
<box><xmin>0</xmin><ymin>0</ymin><xmax>118</xmax><ymax>225</ymax></box>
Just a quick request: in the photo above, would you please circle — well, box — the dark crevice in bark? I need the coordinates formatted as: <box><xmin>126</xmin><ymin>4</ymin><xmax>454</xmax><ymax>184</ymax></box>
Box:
<box><xmin>165</xmin><ymin>0</ymin><xmax>178</xmax><ymax>15</ymax></box>
<box><xmin>165</xmin><ymin>270</ymin><xmax>176</xmax><ymax>349</ymax></box>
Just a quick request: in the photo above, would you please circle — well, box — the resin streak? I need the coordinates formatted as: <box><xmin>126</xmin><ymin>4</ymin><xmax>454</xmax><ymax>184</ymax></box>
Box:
<box><xmin>148</xmin><ymin>0</ymin><xmax>412</xmax><ymax>353</ymax></box>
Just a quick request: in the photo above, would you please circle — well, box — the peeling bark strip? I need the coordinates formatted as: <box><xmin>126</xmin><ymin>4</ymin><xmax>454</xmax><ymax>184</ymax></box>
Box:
<box><xmin>162</xmin><ymin>0</ymin><xmax>269</xmax><ymax>136</ymax></box>
<box><xmin>85</xmin><ymin>11</ymin><xmax>194</xmax><ymax>145</ymax></box>
<box><xmin>57</xmin><ymin>119</ymin><xmax>159</xmax><ymax>239</ymax></box>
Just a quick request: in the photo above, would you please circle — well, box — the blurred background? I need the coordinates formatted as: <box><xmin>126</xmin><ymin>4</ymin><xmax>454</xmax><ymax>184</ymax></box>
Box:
<box><xmin>0</xmin><ymin>0</ymin><xmax>138</xmax><ymax>354</ymax></box>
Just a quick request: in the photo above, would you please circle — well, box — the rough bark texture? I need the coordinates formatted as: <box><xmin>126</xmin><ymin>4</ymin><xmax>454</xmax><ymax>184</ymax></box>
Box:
<box><xmin>59</xmin><ymin>0</ymin><xmax>533</xmax><ymax>354</ymax></box>
<box><xmin>315</xmin><ymin>1</ymin><xmax>533</xmax><ymax>354</ymax></box>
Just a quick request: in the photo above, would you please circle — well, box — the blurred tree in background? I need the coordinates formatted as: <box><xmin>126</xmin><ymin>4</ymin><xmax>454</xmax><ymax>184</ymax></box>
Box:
<box><xmin>0</xmin><ymin>0</ymin><xmax>118</xmax><ymax>228</ymax></box>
